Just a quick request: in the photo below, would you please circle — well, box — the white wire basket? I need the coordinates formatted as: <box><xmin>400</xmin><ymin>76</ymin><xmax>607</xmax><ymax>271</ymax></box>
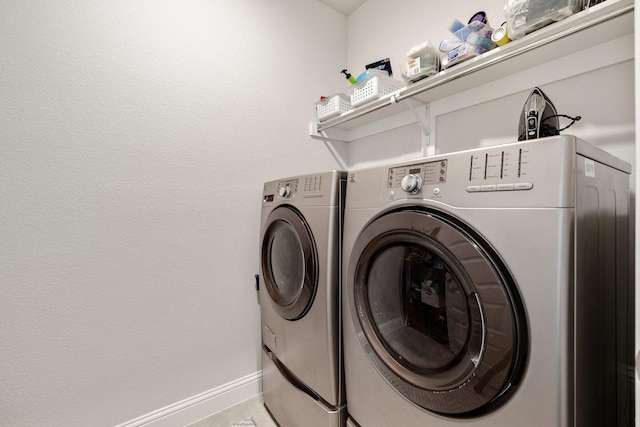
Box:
<box><xmin>348</xmin><ymin>70</ymin><xmax>403</xmax><ymax>107</ymax></box>
<box><xmin>315</xmin><ymin>93</ymin><xmax>352</xmax><ymax>121</ymax></box>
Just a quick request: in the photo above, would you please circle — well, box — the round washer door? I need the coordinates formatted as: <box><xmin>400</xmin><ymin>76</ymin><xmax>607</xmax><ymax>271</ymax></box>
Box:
<box><xmin>348</xmin><ymin>208</ymin><xmax>527</xmax><ymax>415</ymax></box>
<box><xmin>261</xmin><ymin>205</ymin><xmax>318</xmax><ymax>320</ymax></box>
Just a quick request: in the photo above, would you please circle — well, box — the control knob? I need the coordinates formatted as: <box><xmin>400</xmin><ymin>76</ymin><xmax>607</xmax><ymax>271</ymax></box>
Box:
<box><xmin>278</xmin><ymin>186</ymin><xmax>291</xmax><ymax>198</ymax></box>
<box><xmin>401</xmin><ymin>174</ymin><xmax>423</xmax><ymax>194</ymax></box>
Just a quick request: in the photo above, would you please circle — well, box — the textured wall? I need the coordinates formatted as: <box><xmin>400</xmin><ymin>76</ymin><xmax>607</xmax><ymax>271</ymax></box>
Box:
<box><xmin>0</xmin><ymin>1</ymin><xmax>345</xmax><ymax>425</ymax></box>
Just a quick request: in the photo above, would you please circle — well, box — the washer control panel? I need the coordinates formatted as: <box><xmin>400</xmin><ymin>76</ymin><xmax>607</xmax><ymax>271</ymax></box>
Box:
<box><xmin>365</xmin><ymin>136</ymin><xmax>596</xmax><ymax>208</ymax></box>
<box><xmin>384</xmin><ymin>144</ymin><xmax>540</xmax><ymax>201</ymax></box>
<box><xmin>388</xmin><ymin>160</ymin><xmax>448</xmax><ymax>190</ymax></box>
<box><xmin>466</xmin><ymin>146</ymin><xmax>533</xmax><ymax>192</ymax></box>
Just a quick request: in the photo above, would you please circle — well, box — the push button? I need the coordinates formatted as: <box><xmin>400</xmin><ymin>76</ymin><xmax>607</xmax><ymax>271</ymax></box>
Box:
<box><xmin>497</xmin><ymin>184</ymin><xmax>514</xmax><ymax>191</ymax></box>
<box><xmin>514</xmin><ymin>182</ymin><xmax>534</xmax><ymax>190</ymax></box>
<box><xmin>481</xmin><ymin>185</ymin><xmax>496</xmax><ymax>192</ymax></box>
<box><xmin>466</xmin><ymin>185</ymin><xmax>482</xmax><ymax>192</ymax></box>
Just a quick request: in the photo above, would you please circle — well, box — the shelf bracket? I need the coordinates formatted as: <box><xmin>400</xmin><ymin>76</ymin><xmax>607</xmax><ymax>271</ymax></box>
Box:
<box><xmin>309</xmin><ymin>122</ymin><xmax>349</xmax><ymax>143</ymax></box>
<box><xmin>405</xmin><ymin>100</ymin><xmax>433</xmax><ymax>156</ymax></box>
<box><xmin>322</xmin><ymin>140</ymin><xmax>348</xmax><ymax>170</ymax></box>
<box><xmin>308</xmin><ymin>123</ymin><xmax>348</xmax><ymax>170</ymax></box>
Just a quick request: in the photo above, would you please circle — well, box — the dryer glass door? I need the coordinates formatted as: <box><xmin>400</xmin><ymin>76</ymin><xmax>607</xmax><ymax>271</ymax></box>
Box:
<box><xmin>262</xmin><ymin>206</ymin><xmax>318</xmax><ymax>320</ymax></box>
<box><xmin>348</xmin><ymin>208</ymin><xmax>527</xmax><ymax>415</ymax></box>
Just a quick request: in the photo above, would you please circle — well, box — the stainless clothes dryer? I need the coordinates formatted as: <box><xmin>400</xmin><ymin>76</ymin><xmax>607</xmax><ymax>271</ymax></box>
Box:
<box><xmin>260</xmin><ymin>171</ymin><xmax>347</xmax><ymax>427</ymax></box>
<box><xmin>342</xmin><ymin>136</ymin><xmax>633</xmax><ymax>427</ymax></box>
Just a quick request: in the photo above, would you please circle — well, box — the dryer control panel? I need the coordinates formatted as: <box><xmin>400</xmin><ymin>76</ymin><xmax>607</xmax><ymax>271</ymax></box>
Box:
<box><xmin>274</xmin><ymin>175</ymin><xmax>324</xmax><ymax>199</ymax></box>
<box><xmin>262</xmin><ymin>171</ymin><xmax>345</xmax><ymax>207</ymax></box>
<box><xmin>276</xmin><ymin>179</ymin><xmax>299</xmax><ymax>199</ymax></box>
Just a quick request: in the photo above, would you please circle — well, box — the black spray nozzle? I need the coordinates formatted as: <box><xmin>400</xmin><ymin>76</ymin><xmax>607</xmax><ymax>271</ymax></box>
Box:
<box><xmin>341</xmin><ymin>69</ymin><xmax>357</xmax><ymax>84</ymax></box>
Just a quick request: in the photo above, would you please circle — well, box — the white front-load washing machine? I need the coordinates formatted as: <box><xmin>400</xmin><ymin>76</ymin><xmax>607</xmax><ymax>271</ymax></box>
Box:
<box><xmin>259</xmin><ymin>170</ymin><xmax>347</xmax><ymax>427</ymax></box>
<box><xmin>342</xmin><ymin>136</ymin><xmax>633</xmax><ymax>426</ymax></box>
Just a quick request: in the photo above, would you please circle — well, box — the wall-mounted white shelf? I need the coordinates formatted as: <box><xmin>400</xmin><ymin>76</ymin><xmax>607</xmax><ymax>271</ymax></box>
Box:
<box><xmin>310</xmin><ymin>0</ymin><xmax>634</xmax><ymax>142</ymax></box>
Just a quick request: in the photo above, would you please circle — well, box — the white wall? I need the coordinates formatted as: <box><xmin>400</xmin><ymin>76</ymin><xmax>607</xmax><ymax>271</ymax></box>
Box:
<box><xmin>0</xmin><ymin>1</ymin><xmax>346</xmax><ymax>426</ymax></box>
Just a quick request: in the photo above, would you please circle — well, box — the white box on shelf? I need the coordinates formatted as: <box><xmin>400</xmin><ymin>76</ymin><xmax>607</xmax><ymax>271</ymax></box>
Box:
<box><xmin>347</xmin><ymin>70</ymin><xmax>403</xmax><ymax>107</ymax></box>
<box><xmin>402</xmin><ymin>41</ymin><xmax>440</xmax><ymax>83</ymax></box>
<box><xmin>315</xmin><ymin>93</ymin><xmax>352</xmax><ymax>121</ymax></box>
<box><xmin>506</xmin><ymin>0</ymin><xmax>584</xmax><ymax>40</ymax></box>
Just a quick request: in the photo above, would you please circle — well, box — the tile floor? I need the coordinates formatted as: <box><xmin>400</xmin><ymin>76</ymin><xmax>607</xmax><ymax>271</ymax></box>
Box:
<box><xmin>186</xmin><ymin>396</ymin><xmax>278</xmax><ymax>427</ymax></box>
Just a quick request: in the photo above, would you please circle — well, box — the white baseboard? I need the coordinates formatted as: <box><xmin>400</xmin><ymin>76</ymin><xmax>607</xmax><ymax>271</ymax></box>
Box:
<box><xmin>115</xmin><ymin>371</ymin><xmax>262</xmax><ymax>427</ymax></box>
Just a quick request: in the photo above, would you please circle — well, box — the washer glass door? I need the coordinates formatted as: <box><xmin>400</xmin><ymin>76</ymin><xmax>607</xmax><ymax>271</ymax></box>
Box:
<box><xmin>349</xmin><ymin>208</ymin><xmax>527</xmax><ymax>415</ymax></box>
<box><xmin>262</xmin><ymin>206</ymin><xmax>318</xmax><ymax>320</ymax></box>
